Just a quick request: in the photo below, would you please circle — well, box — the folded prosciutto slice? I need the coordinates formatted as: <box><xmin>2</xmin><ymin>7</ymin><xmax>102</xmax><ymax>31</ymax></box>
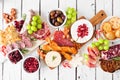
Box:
<box><xmin>32</xmin><ymin>22</ymin><xmax>50</xmax><ymax>40</ymax></box>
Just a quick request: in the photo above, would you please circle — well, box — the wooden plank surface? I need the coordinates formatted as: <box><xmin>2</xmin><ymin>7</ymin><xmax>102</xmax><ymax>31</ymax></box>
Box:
<box><xmin>113</xmin><ymin>0</ymin><xmax>120</xmax><ymax>16</ymax></box>
<box><xmin>0</xmin><ymin>0</ymin><xmax>3</xmax><ymax>29</ymax></box>
<box><xmin>40</xmin><ymin>0</ymin><xmax>59</xmax><ymax>80</ymax></box>
<box><xmin>96</xmin><ymin>0</ymin><xmax>113</xmax><ymax>80</ymax></box>
<box><xmin>3</xmin><ymin>0</ymin><xmax>22</xmax><ymax>80</ymax></box>
<box><xmin>77</xmin><ymin>0</ymin><xmax>96</xmax><ymax>80</ymax></box>
<box><xmin>3</xmin><ymin>0</ymin><xmax>21</xmax><ymax>28</ymax></box>
<box><xmin>0</xmin><ymin>1</ymin><xmax>3</xmax><ymax>79</ymax></box>
<box><xmin>113</xmin><ymin>0</ymin><xmax>120</xmax><ymax>80</ymax></box>
<box><xmin>0</xmin><ymin>0</ymin><xmax>120</xmax><ymax>80</ymax></box>
<box><xmin>0</xmin><ymin>64</ymin><xmax>2</xmax><ymax>80</ymax></box>
<box><xmin>59</xmin><ymin>0</ymin><xmax>76</xmax><ymax>80</ymax></box>
<box><xmin>22</xmin><ymin>0</ymin><xmax>40</xmax><ymax>80</ymax></box>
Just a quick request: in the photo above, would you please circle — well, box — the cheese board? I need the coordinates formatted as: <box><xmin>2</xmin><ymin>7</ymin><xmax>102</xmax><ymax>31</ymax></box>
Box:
<box><xmin>37</xmin><ymin>9</ymin><xmax>107</xmax><ymax>69</ymax></box>
<box><xmin>0</xmin><ymin>7</ymin><xmax>120</xmax><ymax>73</ymax></box>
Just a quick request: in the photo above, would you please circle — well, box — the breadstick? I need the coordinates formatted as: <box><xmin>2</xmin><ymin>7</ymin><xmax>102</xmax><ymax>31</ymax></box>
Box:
<box><xmin>61</xmin><ymin>47</ymin><xmax>77</xmax><ymax>54</ymax></box>
<box><xmin>37</xmin><ymin>49</ymin><xmax>45</xmax><ymax>59</ymax></box>
<box><xmin>61</xmin><ymin>51</ymin><xmax>72</xmax><ymax>60</ymax></box>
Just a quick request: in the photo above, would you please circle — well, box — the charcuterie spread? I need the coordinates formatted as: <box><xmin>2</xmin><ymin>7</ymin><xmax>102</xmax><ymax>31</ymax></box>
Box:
<box><xmin>0</xmin><ymin>7</ymin><xmax>120</xmax><ymax>73</ymax></box>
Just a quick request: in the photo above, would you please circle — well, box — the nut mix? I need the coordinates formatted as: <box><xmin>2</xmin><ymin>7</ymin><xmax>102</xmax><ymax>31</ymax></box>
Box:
<box><xmin>3</xmin><ymin>8</ymin><xmax>17</xmax><ymax>23</ymax></box>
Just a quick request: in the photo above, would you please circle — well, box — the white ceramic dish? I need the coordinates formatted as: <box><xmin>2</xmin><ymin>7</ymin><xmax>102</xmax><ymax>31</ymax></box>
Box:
<box><xmin>23</xmin><ymin>56</ymin><xmax>40</xmax><ymax>73</ymax></box>
<box><xmin>47</xmin><ymin>8</ymin><xmax>67</xmax><ymax>29</ymax></box>
<box><xmin>7</xmin><ymin>49</ymin><xmax>24</xmax><ymax>64</ymax></box>
<box><xmin>100</xmin><ymin>16</ymin><xmax>120</xmax><ymax>43</ymax></box>
<box><xmin>71</xmin><ymin>19</ymin><xmax>94</xmax><ymax>43</ymax></box>
<box><xmin>45</xmin><ymin>51</ymin><xmax>62</xmax><ymax>68</ymax></box>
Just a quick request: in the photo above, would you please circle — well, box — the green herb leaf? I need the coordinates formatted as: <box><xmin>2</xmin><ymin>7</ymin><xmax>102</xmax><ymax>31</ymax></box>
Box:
<box><xmin>52</xmin><ymin>56</ymin><xmax>57</xmax><ymax>61</ymax></box>
<box><xmin>112</xmin><ymin>57</ymin><xmax>120</xmax><ymax>61</ymax></box>
<box><xmin>31</xmin><ymin>38</ymin><xmax>37</xmax><ymax>41</ymax></box>
<box><xmin>22</xmin><ymin>13</ymin><xmax>26</xmax><ymax>20</ymax></box>
<box><xmin>21</xmin><ymin>48</ymin><xmax>29</xmax><ymax>54</ymax></box>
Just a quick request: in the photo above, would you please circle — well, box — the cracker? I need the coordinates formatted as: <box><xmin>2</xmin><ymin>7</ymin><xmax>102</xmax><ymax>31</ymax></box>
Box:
<box><xmin>109</xmin><ymin>17</ymin><xmax>120</xmax><ymax>29</ymax></box>
<box><xmin>101</xmin><ymin>22</ymin><xmax>112</xmax><ymax>32</ymax></box>
<box><xmin>115</xmin><ymin>29</ymin><xmax>120</xmax><ymax>38</ymax></box>
<box><xmin>105</xmin><ymin>31</ymin><xmax>116</xmax><ymax>40</ymax></box>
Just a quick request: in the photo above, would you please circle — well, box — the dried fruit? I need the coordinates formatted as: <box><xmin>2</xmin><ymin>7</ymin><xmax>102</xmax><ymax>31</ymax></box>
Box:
<box><xmin>8</xmin><ymin>50</ymin><xmax>23</xmax><ymax>64</ymax></box>
<box><xmin>24</xmin><ymin>57</ymin><xmax>39</xmax><ymax>73</ymax></box>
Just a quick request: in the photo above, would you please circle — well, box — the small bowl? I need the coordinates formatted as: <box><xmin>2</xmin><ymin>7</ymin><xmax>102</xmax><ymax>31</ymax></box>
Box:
<box><xmin>7</xmin><ymin>49</ymin><xmax>24</xmax><ymax>64</ymax></box>
<box><xmin>100</xmin><ymin>16</ymin><xmax>120</xmax><ymax>43</ymax></box>
<box><xmin>23</xmin><ymin>56</ymin><xmax>40</xmax><ymax>73</ymax></box>
<box><xmin>47</xmin><ymin>8</ymin><xmax>67</xmax><ymax>29</ymax></box>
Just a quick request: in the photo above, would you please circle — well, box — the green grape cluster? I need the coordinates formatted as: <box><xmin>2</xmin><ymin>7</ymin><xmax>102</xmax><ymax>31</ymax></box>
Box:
<box><xmin>27</xmin><ymin>15</ymin><xmax>42</xmax><ymax>34</ymax></box>
<box><xmin>91</xmin><ymin>38</ymin><xmax>110</xmax><ymax>51</ymax></box>
<box><xmin>65</xmin><ymin>7</ymin><xmax>77</xmax><ymax>27</ymax></box>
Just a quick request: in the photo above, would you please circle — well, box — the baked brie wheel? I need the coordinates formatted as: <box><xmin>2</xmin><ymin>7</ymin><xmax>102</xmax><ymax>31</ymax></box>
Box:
<box><xmin>45</xmin><ymin>51</ymin><xmax>61</xmax><ymax>68</ymax></box>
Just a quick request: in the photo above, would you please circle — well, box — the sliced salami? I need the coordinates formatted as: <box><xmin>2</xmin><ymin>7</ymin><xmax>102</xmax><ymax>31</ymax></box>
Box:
<box><xmin>53</xmin><ymin>31</ymin><xmax>74</xmax><ymax>47</ymax></box>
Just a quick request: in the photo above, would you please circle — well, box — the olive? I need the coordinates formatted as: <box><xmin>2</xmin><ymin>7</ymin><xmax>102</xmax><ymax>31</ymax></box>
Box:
<box><xmin>61</xmin><ymin>15</ymin><xmax>65</xmax><ymax>20</ymax></box>
<box><xmin>56</xmin><ymin>10</ymin><xmax>62</xmax><ymax>15</ymax></box>
<box><xmin>51</xmin><ymin>19</ymin><xmax>55</xmax><ymax>25</ymax></box>
<box><xmin>50</xmin><ymin>16</ymin><xmax>55</xmax><ymax>19</ymax></box>
<box><xmin>50</xmin><ymin>11</ymin><xmax>55</xmax><ymax>16</ymax></box>
<box><xmin>57</xmin><ymin>17</ymin><xmax>63</xmax><ymax>23</ymax></box>
<box><xmin>54</xmin><ymin>22</ymin><xmax>60</xmax><ymax>26</ymax></box>
<box><xmin>54</xmin><ymin>13</ymin><xmax>58</xmax><ymax>18</ymax></box>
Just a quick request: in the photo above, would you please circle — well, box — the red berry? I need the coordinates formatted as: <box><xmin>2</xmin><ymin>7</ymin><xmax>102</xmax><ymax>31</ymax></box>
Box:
<box><xmin>77</xmin><ymin>24</ymin><xmax>88</xmax><ymax>38</ymax></box>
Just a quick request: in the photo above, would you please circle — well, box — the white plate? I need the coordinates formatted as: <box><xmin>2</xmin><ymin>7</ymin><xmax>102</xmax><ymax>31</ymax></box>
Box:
<box><xmin>100</xmin><ymin>16</ymin><xmax>120</xmax><ymax>43</ymax></box>
<box><xmin>71</xmin><ymin>19</ymin><xmax>94</xmax><ymax>43</ymax></box>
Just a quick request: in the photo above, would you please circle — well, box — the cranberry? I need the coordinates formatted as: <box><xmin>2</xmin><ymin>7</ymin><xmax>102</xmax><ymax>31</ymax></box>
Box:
<box><xmin>14</xmin><ymin>20</ymin><xmax>24</xmax><ymax>32</ymax></box>
<box><xmin>8</xmin><ymin>50</ymin><xmax>23</xmax><ymax>64</ymax></box>
<box><xmin>24</xmin><ymin>57</ymin><xmax>39</xmax><ymax>73</ymax></box>
<box><xmin>77</xmin><ymin>24</ymin><xmax>88</xmax><ymax>38</ymax></box>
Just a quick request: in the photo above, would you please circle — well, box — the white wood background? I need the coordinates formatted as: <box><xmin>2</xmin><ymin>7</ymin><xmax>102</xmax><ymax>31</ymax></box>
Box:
<box><xmin>0</xmin><ymin>0</ymin><xmax>120</xmax><ymax>80</ymax></box>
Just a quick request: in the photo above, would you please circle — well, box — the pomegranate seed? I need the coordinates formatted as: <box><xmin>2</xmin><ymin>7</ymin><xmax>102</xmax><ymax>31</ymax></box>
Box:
<box><xmin>77</xmin><ymin>23</ymin><xmax>88</xmax><ymax>38</ymax></box>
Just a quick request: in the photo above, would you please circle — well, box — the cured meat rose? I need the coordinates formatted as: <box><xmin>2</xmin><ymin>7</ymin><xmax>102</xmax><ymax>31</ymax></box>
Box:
<box><xmin>21</xmin><ymin>32</ymin><xmax>33</xmax><ymax>48</ymax></box>
<box><xmin>53</xmin><ymin>31</ymin><xmax>74</xmax><ymax>47</ymax></box>
<box><xmin>12</xmin><ymin>42</ymin><xmax>20</xmax><ymax>49</ymax></box>
<box><xmin>18</xmin><ymin>41</ymin><xmax>26</xmax><ymax>49</ymax></box>
<box><xmin>32</xmin><ymin>22</ymin><xmax>50</xmax><ymax>40</ymax></box>
<box><xmin>22</xmin><ymin>36</ymin><xmax>32</xmax><ymax>48</ymax></box>
<box><xmin>101</xmin><ymin>44</ymin><xmax>120</xmax><ymax>60</ymax></box>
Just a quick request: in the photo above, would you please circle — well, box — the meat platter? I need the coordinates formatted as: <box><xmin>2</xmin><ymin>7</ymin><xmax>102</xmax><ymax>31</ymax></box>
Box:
<box><xmin>0</xmin><ymin>7</ymin><xmax>120</xmax><ymax>73</ymax></box>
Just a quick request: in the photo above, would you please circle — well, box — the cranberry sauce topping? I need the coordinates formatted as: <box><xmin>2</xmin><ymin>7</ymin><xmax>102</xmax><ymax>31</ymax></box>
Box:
<box><xmin>24</xmin><ymin>57</ymin><xmax>39</xmax><ymax>73</ymax></box>
<box><xmin>77</xmin><ymin>24</ymin><xmax>88</xmax><ymax>38</ymax></box>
